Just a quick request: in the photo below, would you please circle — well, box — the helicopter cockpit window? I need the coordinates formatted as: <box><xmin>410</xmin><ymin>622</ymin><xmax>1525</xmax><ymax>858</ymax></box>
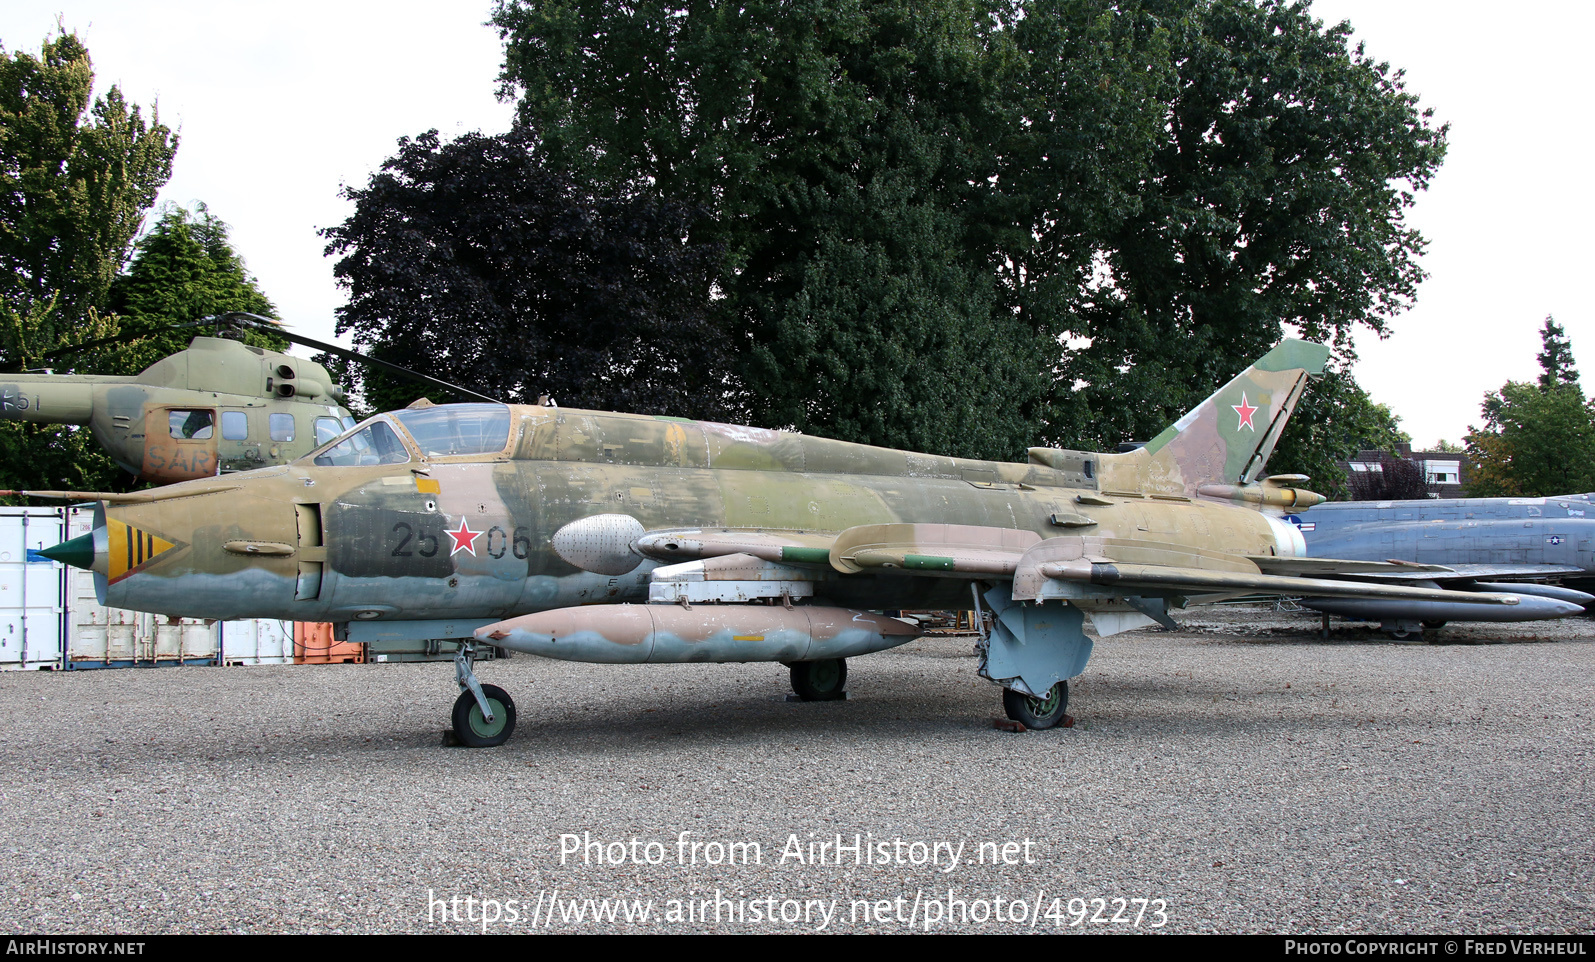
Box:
<box><xmin>393</xmin><ymin>404</ymin><xmax>511</xmax><ymax>458</ymax></box>
<box><xmin>314</xmin><ymin>417</ymin><xmax>344</xmax><ymax>446</ymax></box>
<box><xmin>270</xmin><ymin>412</ymin><xmax>295</xmax><ymax>442</ymax></box>
<box><xmin>222</xmin><ymin>411</ymin><xmax>248</xmax><ymax>441</ymax></box>
<box><xmin>311</xmin><ymin>420</ymin><xmax>411</xmax><ymax>467</ymax></box>
<box><xmin>169</xmin><ymin>410</ymin><xmax>214</xmax><ymax>440</ymax></box>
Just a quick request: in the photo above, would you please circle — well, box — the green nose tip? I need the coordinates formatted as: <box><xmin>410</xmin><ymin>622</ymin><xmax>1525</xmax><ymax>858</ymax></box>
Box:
<box><xmin>39</xmin><ymin>532</ymin><xmax>95</xmax><ymax>570</ymax></box>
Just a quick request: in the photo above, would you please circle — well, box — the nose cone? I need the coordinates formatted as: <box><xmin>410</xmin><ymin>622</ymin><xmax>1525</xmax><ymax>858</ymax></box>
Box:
<box><xmin>91</xmin><ymin>487</ymin><xmax>300</xmax><ymax>619</ymax></box>
<box><xmin>39</xmin><ymin>532</ymin><xmax>95</xmax><ymax>570</ymax></box>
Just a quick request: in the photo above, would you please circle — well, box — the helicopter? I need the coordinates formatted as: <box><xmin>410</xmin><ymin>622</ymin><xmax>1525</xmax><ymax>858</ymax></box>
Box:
<box><xmin>0</xmin><ymin>313</ymin><xmax>496</xmax><ymax>485</ymax></box>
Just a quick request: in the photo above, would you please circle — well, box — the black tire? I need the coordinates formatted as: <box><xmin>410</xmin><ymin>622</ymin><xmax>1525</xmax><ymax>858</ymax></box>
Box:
<box><xmin>451</xmin><ymin>684</ymin><xmax>517</xmax><ymax>747</ymax></box>
<box><xmin>1003</xmin><ymin>682</ymin><xmax>1069</xmax><ymax>729</ymax></box>
<box><xmin>1387</xmin><ymin>628</ymin><xmax>1420</xmax><ymax>641</ymax></box>
<box><xmin>1421</xmin><ymin>620</ymin><xmax>1447</xmax><ymax>630</ymax></box>
<box><xmin>790</xmin><ymin>658</ymin><xmax>847</xmax><ymax>701</ymax></box>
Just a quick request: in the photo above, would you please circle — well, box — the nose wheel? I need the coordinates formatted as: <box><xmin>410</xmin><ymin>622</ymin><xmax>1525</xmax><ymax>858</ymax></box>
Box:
<box><xmin>451</xmin><ymin>684</ymin><xmax>517</xmax><ymax>747</ymax></box>
<box><xmin>450</xmin><ymin>642</ymin><xmax>517</xmax><ymax>747</ymax></box>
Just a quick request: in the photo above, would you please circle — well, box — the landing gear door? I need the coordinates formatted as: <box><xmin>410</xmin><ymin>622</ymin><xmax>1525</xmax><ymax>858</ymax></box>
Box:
<box><xmin>141</xmin><ymin>406</ymin><xmax>221</xmax><ymax>483</ymax></box>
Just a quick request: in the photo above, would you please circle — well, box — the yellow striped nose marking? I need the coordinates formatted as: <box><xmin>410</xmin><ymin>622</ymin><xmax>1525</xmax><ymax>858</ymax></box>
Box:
<box><xmin>107</xmin><ymin>518</ymin><xmax>177</xmax><ymax>583</ymax></box>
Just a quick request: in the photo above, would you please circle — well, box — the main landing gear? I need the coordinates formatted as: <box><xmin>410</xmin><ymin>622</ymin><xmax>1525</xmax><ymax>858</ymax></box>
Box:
<box><xmin>1381</xmin><ymin>618</ymin><xmax>1444</xmax><ymax>641</ymax></box>
<box><xmin>789</xmin><ymin>658</ymin><xmax>848</xmax><ymax>701</ymax></box>
<box><xmin>450</xmin><ymin>642</ymin><xmax>517</xmax><ymax>747</ymax></box>
<box><xmin>1002</xmin><ymin>681</ymin><xmax>1069</xmax><ymax>730</ymax></box>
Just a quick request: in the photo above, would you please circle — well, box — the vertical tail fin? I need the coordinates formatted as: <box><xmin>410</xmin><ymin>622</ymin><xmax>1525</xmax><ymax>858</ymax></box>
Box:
<box><xmin>1097</xmin><ymin>339</ymin><xmax>1331</xmax><ymax>497</ymax></box>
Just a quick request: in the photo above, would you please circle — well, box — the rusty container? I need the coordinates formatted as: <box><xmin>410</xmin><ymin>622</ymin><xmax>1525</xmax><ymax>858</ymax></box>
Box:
<box><xmin>293</xmin><ymin>622</ymin><xmax>364</xmax><ymax>664</ymax></box>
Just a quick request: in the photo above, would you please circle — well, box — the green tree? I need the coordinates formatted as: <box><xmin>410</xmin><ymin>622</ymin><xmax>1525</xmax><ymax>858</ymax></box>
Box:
<box><xmin>323</xmin><ymin>130</ymin><xmax>730</xmax><ymax>417</ymax></box>
<box><xmin>1466</xmin><ymin>321</ymin><xmax>1595</xmax><ymax>497</ymax></box>
<box><xmin>0</xmin><ymin>30</ymin><xmax>177</xmax><ymax>498</ymax></box>
<box><xmin>1052</xmin><ymin>0</ymin><xmax>1447</xmax><ymax>449</ymax></box>
<box><xmin>493</xmin><ymin>0</ymin><xmax>1163</xmax><ymax>458</ymax></box>
<box><xmin>106</xmin><ymin>202</ymin><xmax>283</xmax><ymax>374</ymax></box>
<box><xmin>492</xmin><ymin>0</ymin><xmax>1444</xmax><ymax>467</ymax></box>
<box><xmin>1536</xmin><ymin>315</ymin><xmax>1578</xmax><ymax>389</ymax></box>
<box><xmin>1465</xmin><ymin>382</ymin><xmax>1595</xmax><ymax>498</ymax></box>
<box><xmin>0</xmin><ymin>31</ymin><xmax>177</xmax><ymax>347</ymax></box>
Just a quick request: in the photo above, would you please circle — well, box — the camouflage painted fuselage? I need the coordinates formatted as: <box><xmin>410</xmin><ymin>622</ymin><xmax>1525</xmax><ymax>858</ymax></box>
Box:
<box><xmin>93</xmin><ymin>402</ymin><xmax>1305</xmax><ymax>624</ymax></box>
<box><xmin>0</xmin><ymin>337</ymin><xmax>350</xmax><ymax>481</ymax></box>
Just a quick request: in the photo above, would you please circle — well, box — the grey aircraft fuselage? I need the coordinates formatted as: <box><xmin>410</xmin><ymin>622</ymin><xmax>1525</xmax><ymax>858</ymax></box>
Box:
<box><xmin>1288</xmin><ymin>494</ymin><xmax>1595</xmax><ymax>622</ymax></box>
<box><xmin>1291</xmin><ymin>493</ymin><xmax>1595</xmax><ymax>593</ymax></box>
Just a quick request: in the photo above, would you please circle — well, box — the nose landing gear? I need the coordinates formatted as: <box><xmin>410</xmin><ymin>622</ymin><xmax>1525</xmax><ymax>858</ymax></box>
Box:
<box><xmin>449</xmin><ymin>642</ymin><xmax>517</xmax><ymax>747</ymax></box>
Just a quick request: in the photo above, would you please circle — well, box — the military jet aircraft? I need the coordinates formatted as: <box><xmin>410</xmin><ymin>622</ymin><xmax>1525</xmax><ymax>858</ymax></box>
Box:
<box><xmin>36</xmin><ymin>340</ymin><xmax>1586</xmax><ymax>746</ymax></box>
<box><xmin>1286</xmin><ymin>495</ymin><xmax>1595</xmax><ymax>638</ymax></box>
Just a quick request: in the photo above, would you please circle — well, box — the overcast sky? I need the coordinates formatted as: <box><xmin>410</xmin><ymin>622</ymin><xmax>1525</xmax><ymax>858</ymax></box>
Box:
<box><xmin>3</xmin><ymin>1</ymin><xmax>1589</xmax><ymax>449</ymax></box>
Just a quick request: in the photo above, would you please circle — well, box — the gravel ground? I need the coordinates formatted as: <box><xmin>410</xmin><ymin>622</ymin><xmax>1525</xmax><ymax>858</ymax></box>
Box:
<box><xmin>1</xmin><ymin>606</ymin><xmax>1591</xmax><ymax>934</ymax></box>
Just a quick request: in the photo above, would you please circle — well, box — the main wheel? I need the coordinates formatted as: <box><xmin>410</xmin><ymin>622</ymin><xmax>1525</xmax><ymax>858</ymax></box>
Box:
<box><xmin>790</xmin><ymin>658</ymin><xmax>847</xmax><ymax>701</ymax></box>
<box><xmin>451</xmin><ymin>684</ymin><xmax>517</xmax><ymax>747</ymax></box>
<box><xmin>1003</xmin><ymin>682</ymin><xmax>1069</xmax><ymax>730</ymax></box>
<box><xmin>1421</xmin><ymin>620</ymin><xmax>1448</xmax><ymax>630</ymax></box>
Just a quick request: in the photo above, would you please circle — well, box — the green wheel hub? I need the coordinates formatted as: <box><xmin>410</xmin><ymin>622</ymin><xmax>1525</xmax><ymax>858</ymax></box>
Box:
<box><xmin>1002</xmin><ymin>680</ymin><xmax>1069</xmax><ymax>729</ymax></box>
<box><xmin>451</xmin><ymin>684</ymin><xmax>517</xmax><ymax>747</ymax></box>
<box><xmin>467</xmin><ymin>698</ymin><xmax>508</xmax><ymax>738</ymax></box>
<box><xmin>1027</xmin><ymin>686</ymin><xmax>1062</xmax><ymax>716</ymax></box>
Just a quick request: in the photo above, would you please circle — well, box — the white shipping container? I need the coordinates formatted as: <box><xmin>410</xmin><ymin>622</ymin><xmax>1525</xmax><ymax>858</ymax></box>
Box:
<box><xmin>0</xmin><ymin>505</ymin><xmax>290</xmax><ymax>670</ymax></box>
<box><xmin>220</xmin><ymin>619</ymin><xmax>294</xmax><ymax>665</ymax></box>
<box><xmin>0</xmin><ymin>509</ymin><xmax>67</xmax><ymax>670</ymax></box>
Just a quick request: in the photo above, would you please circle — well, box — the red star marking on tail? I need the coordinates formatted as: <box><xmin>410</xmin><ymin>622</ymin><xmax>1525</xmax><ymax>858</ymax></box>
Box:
<box><xmin>447</xmin><ymin>518</ymin><xmax>482</xmax><ymax>556</ymax></box>
<box><xmin>1232</xmin><ymin>393</ymin><xmax>1259</xmax><ymax>431</ymax></box>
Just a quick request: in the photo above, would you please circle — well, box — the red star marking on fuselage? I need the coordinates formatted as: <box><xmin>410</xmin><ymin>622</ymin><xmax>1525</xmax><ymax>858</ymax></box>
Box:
<box><xmin>1232</xmin><ymin>393</ymin><xmax>1259</xmax><ymax>431</ymax></box>
<box><xmin>447</xmin><ymin>518</ymin><xmax>482</xmax><ymax>556</ymax></box>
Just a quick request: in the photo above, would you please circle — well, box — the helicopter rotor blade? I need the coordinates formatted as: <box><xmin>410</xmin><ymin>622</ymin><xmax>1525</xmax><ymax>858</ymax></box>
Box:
<box><xmin>0</xmin><ymin>317</ymin><xmax>223</xmax><ymax>374</ymax></box>
<box><xmin>208</xmin><ymin>313</ymin><xmax>503</xmax><ymax>405</ymax></box>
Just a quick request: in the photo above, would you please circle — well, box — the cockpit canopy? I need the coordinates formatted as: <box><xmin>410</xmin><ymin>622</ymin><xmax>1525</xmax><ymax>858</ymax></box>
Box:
<box><xmin>307</xmin><ymin>403</ymin><xmax>512</xmax><ymax>466</ymax></box>
<box><xmin>393</xmin><ymin>404</ymin><xmax>511</xmax><ymax>458</ymax></box>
